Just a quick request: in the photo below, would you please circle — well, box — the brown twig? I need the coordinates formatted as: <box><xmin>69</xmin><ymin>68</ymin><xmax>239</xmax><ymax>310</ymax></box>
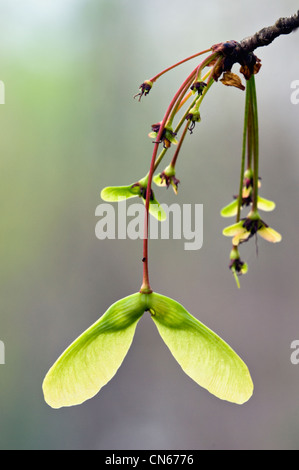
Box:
<box><xmin>211</xmin><ymin>11</ymin><xmax>299</xmax><ymax>80</ymax></box>
<box><xmin>240</xmin><ymin>11</ymin><xmax>299</xmax><ymax>52</ymax></box>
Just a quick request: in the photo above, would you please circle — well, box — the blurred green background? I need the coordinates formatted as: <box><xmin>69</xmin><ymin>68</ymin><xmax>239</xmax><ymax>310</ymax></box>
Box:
<box><xmin>1</xmin><ymin>0</ymin><xmax>299</xmax><ymax>450</ymax></box>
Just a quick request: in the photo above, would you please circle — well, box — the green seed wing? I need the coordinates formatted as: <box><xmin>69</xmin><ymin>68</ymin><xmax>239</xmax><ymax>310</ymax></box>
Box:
<box><xmin>153</xmin><ymin>174</ymin><xmax>165</xmax><ymax>187</ymax></box>
<box><xmin>257</xmin><ymin>196</ymin><xmax>276</xmax><ymax>212</ymax></box>
<box><xmin>101</xmin><ymin>185</ymin><xmax>140</xmax><ymax>201</ymax></box>
<box><xmin>101</xmin><ymin>185</ymin><xmax>166</xmax><ymax>221</ymax></box>
<box><xmin>222</xmin><ymin>221</ymin><xmax>245</xmax><ymax>237</ymax></box>
<box><xmin>43</xmin><ymin>294</ymin><xmax>145</xmax><ymax>409</ymax></box>
<box><xmin>220</xmin><ymin>199</ymin><xmax>238</xmax><ymax>218</ymax></box>
<box><xmin>150</xmin><ymin>293</ymin><xmax>253</xmax><ymax>405</ymax></box>
<box><xmin>145</xmin><ymin>196</ymin><xmax>167</xmax><ymax>222</ymax></box>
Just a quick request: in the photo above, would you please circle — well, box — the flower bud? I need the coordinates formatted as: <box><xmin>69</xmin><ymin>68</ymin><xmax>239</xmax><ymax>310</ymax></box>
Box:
<box><xmin>134</xmin><ymin>80</ymin><xmax>153</xmax><ymax>101</ymax></box>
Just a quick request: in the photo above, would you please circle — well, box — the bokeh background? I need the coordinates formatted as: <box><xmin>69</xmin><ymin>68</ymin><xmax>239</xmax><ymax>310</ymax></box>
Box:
<box><xmin>1</xmin><ymin>0</ymin><xmax>299</xmax><ymax>450</ymax></box>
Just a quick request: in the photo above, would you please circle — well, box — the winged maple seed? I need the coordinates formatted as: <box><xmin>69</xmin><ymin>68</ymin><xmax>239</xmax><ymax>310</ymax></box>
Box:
<box><xmin>43</xmin><ymin>292</ymin><xmax>253</xmax><ymax>408</ymax></box>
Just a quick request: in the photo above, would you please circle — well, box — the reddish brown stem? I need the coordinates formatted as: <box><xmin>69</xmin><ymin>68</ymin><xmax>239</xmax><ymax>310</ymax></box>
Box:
<box><xmin>171</xmin><ymin>120</ymin><xmax>189</xmax><ymax>168</ymax></box>
<box><xmin>140</xmin><ymin>52</ymin><xmax>219</xmax><ymax>293</ymax></box>
<box><xmin>150</xmin><ymin>49</ymin><xmax>212</xmax><ymax>83</ymax></box>
<box><xmin>140</xmin><ymin>66</ymin><xmax>200</xmax><ymax>294</ymax></box>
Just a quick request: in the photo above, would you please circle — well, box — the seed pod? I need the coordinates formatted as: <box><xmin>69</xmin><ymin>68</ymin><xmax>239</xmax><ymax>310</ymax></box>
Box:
<box><xmin>150</xmin><ymin>293</ymin><xmax>253</xmax><ymax>405</ymax></box>
<box><xmin>43</xmin><ymin>293</ymin><xmax>148</xmax><ymax>409</ymax></box>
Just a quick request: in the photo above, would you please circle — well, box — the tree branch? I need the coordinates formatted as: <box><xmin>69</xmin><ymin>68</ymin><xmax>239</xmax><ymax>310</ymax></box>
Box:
<box><xmin>240</xmin><ymin>10</ymin><xmax>299</xmax><ymax>52</ymax></box>
<box><xmin>211</xmin><ymin>11</ymin><xmax>299</xmax><ymax>79</ymax></box>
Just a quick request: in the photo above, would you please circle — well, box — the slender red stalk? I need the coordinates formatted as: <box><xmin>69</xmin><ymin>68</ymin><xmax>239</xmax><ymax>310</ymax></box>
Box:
<box><xmin>167</xmin><ymin>73</ymin><xmax>197</xmax><ymax>126</ymax></box>
<box><xmin>150</xmin><ymin>49</ymin><xmax>212</xmax><ymax>83</ymax></box>
<box><xmin>140</xmin><ymin>52</ymin><xmax>219</xmax><ymax>293</ymax></box>
<box><xmin>140</xmin><ymin>66</ymin><xmax>200</xmax><ymax>294</ymax></box>
<box><xmin>171</xmin><ymin>120</ymin><xmax>189</xmax><ymax>168</ymax></box>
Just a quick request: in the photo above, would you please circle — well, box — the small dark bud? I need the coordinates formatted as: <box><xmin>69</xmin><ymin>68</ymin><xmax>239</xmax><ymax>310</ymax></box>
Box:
<box><xmin>190</xmin><ymin>81</ymin><xmax>207</xmax><ymax>95</ymax></box>
<box><xmin>134</xmin><ymin>80</ymin><xmax>153</xmax><ymax>101</ymax></box>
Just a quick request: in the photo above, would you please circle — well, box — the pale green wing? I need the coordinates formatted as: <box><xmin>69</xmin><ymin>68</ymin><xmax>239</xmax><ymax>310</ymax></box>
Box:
<box><xmin>153</xmin><ymin>174</ymin><xmax>165</xmax><ymax>187</ymax></box>
<box><xmin>258</xmin><ymin>226</ymin><xmax>282</xmax><ymax>243</ymax></box>
<box><xmin>150</xmin><ymin>293</ymin><xmax>253</xmax><ymax>405</ymax></box>
<box><xmin>220</xmin><ymin>199</ymin><xmax>238</xmax><ymax>218</ymax></box>
<box><xmin>43</xmin><ymin>293</ymin><xmax>147</xmax><ymax>409</ymax></box>
<box><xmin>148</xmin><ymin>131</ymin><xmax>157</xmax><ymax>140</ymax></box>
<box><xmin>257</xmin><ymin>196</ymin><xmax>276</xmax><ymax>212</ymax></box>
<box><xmin>101</xmin><ymin>185</ymin><xmax>140</xmax><ymax>201</ymax></box>
<box><xmin>146</xmin><ymin>197</ymin><xmax>167</xmax><ymax>222</ymax></box>
<box><xmin>101</xmin><ymin>185</ymin><xmax>166</xmax><ymax>221</ymax></box>
<box><xmin>166</xmin><ymin>133</ymin><xmax>178</xmax><ymax>145</ymax></box>
<box><xmin>222</xmin><ymin>221</ymin><xmax>245</xmax><ymax>236</ymax></box>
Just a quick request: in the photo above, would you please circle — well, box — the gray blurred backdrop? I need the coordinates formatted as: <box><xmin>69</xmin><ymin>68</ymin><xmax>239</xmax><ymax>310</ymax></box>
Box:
<box><xmin>1</xmin><ymin>0</ymin><xmax>299</xmax><ymax>450</ymax></box>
